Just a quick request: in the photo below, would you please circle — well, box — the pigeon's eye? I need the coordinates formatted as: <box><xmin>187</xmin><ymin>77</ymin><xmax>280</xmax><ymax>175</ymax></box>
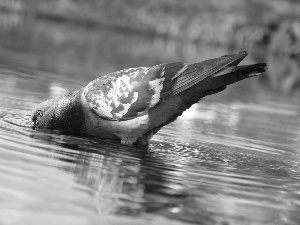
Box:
<box><xmin>34</xmin><ymin>110</ymin><xmax>43</xmax><ymax>124</ymax></box>
<box><xmin>36</xmin><ymin>110</ymin><xmax>43</xmax><ymax>118</ymax></box>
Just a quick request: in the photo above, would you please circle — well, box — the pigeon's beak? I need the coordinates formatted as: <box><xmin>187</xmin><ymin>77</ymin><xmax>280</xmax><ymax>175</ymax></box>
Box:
<box><xmin>30</xmin><ymin>121</ymin><xmax>36</xmax><ymax>130</ymax></box>
<box><xmin>30</xmin><ymin>119</ymin><xmax>37</xmax><ymax>130</ymax></box>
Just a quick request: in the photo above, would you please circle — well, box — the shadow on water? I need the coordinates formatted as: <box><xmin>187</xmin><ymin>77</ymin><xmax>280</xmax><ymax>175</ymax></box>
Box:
<box><xmin>1</xmin><ymin>12</ymin><xmax>300</xmax><ymax>225</ymax></box>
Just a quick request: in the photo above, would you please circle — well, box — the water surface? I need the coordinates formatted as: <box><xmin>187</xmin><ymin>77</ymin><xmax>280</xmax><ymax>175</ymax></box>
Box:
<box><xmin>0</xmin><ymin>15</ymin><xmax>300</xmax><ymax>225</ymax></box>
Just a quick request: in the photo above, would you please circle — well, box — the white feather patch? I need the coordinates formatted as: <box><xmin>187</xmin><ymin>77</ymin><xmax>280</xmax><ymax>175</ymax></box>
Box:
<box><xmin>148</xmin><ymin>77</ymin><xmax>165</xmax><ymax>107</ymax></box>
<box><xmin>84</xmin><ymin>72</ymin><xmax>141</xmax><ymax>120</ymax></box>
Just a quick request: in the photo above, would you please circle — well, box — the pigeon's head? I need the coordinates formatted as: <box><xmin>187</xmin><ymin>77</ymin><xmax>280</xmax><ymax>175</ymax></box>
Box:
<box><xmin>31</xmin><ymin>90</ymin><xmax>84</xmax><ymax>132</ymax></box>
<box><xmin>31</xmin><ymin>98</ymin><xmax>56</xmax><ymax>130</ymax></box>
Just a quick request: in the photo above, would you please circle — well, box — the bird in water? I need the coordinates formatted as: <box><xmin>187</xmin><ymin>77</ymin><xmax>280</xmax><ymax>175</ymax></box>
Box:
<box><xmin>31</xmin><ymin>51</ymin><xmax>267</xmax><ymax>148</ymax></box>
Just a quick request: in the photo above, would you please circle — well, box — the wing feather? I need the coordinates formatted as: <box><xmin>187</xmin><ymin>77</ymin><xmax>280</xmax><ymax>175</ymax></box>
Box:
<box><xmin>161</xmin><ymin>51</ymin><xmax>248</xmax><ymax>98</ymax></box>
<box><xmin>83</xmin><ymin>62</ymin><xmax>187</xmax><ymax>121</ymax></box>
<box><xmin>83</xmin><ymin>51</ymin><xmax>248</xmax><ymax>121</ymax></box>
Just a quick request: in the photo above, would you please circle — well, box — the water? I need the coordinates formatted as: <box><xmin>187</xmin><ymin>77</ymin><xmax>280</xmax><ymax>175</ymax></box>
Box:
<box><xmin>1</xmin><ymin>15</ymin><xmax>300</xmax><ymax>225</ymax></box>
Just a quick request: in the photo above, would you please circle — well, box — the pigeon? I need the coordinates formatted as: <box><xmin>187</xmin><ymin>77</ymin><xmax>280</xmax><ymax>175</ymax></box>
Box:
<box><xmin>31</xmin><ymin>51</ymin><xmax>267</xmax><ymax>148</ymax></box>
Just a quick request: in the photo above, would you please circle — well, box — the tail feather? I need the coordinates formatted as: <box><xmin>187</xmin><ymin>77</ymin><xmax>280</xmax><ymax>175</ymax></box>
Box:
<box><xmin>178</xmin><ymin>62</ymin><xmax>267</xmax><ymax>101</ymax></box>
<box><xmin>209</xmin><ymin>62</ymin><xmax>267</xmax><ymax>88</ymax></box>
<box><xmin>163</xmin><ymin>51</ymin><xmax>249</xmax><ymax>98</ymax></box>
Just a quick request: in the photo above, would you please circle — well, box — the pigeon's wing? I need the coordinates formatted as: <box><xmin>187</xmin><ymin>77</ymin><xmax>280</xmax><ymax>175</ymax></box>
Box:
<box><xmin>83</xmin><ymin>51</ymin><xmax>248</xmax><ymax>121</ymax></box>
<box><xmin>82</xmin><ymin>63</ymin><xmax>188</xmax><ymax>121</ymax></box>
<box><xmin>161</xmin><ymin>51</ymin><xmax>248</xmax><ymax>98</ymax></box>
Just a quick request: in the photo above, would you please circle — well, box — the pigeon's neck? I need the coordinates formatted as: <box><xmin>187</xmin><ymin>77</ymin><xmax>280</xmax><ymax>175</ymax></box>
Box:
<box><xmin>52</xmin><ymin>88</ymin><xmax>86</xmax><ymax>133</ymax></box>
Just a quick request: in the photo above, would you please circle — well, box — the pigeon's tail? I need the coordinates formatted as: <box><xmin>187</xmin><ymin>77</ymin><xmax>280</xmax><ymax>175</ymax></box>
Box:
<box><xmin>162</xmin><ymin>51</ymin><xmax>267</xmax><ymax>100</ymax></box>
<box><xmin>208</xmin><ymin>62</ymin><xmax>267</xmax><ymax>90</ymax></box>
<box><xmin>180</xmin><ymin>62</ymin><xmax>267</xmax><ymax>102</ymax></box>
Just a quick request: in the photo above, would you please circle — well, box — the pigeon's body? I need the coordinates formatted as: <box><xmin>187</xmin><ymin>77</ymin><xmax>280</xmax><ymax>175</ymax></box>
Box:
<box><xmin>31</xmin><ymin>51</ymin><xmax>267</xmax><ymax>148</ymax></box>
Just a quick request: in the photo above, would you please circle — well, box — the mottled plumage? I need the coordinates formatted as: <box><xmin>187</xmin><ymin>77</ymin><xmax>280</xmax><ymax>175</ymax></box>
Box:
<box><xmin>31</xmin><ymin>51</ymin><xmax>267</xmax><ymax>148</ymax></box>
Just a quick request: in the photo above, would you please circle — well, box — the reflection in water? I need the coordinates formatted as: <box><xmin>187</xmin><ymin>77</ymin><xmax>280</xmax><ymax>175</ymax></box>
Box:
<box><xmin>1</xmin><ymin>14</ymin><xmax>300</xmax><ymax>225</ymax></box>
<box><xmin>72</xmin><ymin>149</ymin><xmax>145</xmax><ymax>216</ymax></box>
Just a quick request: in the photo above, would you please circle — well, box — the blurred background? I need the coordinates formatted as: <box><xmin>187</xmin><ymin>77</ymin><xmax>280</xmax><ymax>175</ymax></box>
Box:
<box><xmin>1</xmin><ymin>1</ymin><xmax>300</xmax><ymax>225</ymax></box>
<box><xmin>0</xmin><ymin>0</ymin><xmax>300</xmax><ymax>93</ymax></box>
